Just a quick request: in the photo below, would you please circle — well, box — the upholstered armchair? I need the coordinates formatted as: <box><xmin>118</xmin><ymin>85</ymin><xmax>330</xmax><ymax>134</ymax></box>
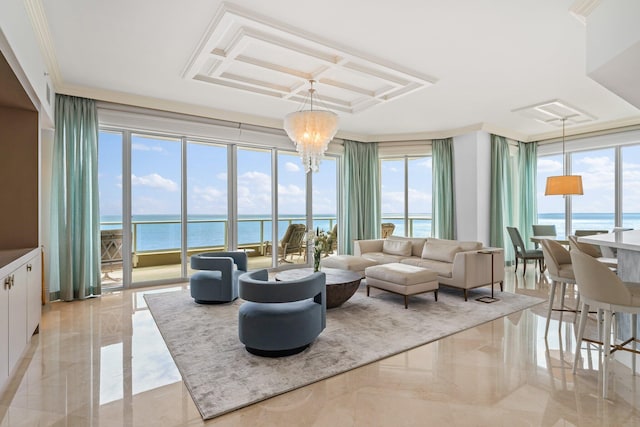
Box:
<box><xmin>238</xmin><ymin>269</ymin><xmax>326</xmax><ymax>357</ymax></box>
<box><xmin>189</xmin><ymin>251</ymin><xmax>247</xmax><ymax>304</ymax></box>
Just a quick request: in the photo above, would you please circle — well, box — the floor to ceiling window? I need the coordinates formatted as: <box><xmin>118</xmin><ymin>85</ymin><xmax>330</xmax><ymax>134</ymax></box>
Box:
<box><xmin>186</xmin><ymin>141</ymin><xmax>228</xmax><ymax>275</ymax></box>
<box><xmin>537</xmin><ymin>134</ymin><xmax>640</xmax><ymax>237</ymax></box>
<box><xmin>277</xmin><ymin>152</ymin><xmax>307</xmax><ymax>265</ymax></box>
<box><xmin>98</xmin><ymin>111</ymin><xmax>341</xmax><ymax>287</ymax></box>
<box><xmin>98</xmin><ymin>131</ymin><xmax>124</xmax><ymax>288</ymax></box>
<box><xmin>536</xmin><ymin>154</ymin><xmax>566</xmax><ymax>237</ymax></box>
<box><xmin>312</xmin><ymin>157</ymin><xmax>338</xmax><ymax>252</ymax></box>
<box><xmin>622</xmin><ymin>144</ymin><xmax>640</xmax><ymax>229</ymax></box>
<box><xmin>380</xmin><ymin>156</ymin><xmax>432</xmax><ymax>237</ymax></box>
<box><xmin>130</xmin><ymin>134</ymin><xmax>183</xmax><ymax>283</ymax></box>
<box><xmin>570</xmin><ymin>147</ymin><xmax>615</xmax><ymax>233</ymax></box>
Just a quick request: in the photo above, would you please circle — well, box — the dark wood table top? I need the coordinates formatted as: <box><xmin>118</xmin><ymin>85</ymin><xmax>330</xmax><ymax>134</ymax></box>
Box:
<box><xmin>275</xmin><ymin>267</ymin><xmax>361</xmax><ymax>285</ymax></box>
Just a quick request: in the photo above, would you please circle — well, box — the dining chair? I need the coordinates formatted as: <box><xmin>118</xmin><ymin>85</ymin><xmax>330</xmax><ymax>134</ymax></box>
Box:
<box><xmin>567</xmin><ymin>235</ymin><xmax>617</xmax><ymax>269</ymax></box>
<box><xmin>570</xmin><ymin>249</ymin><xmax>640</xmax><ymax>398</ymax></box>
<box><xmin>532</xmin><ymin>224</ymin><xmax>557</xmax><ymax>237</ymax></box>
<box><xmin>506</xmin><ymin>226</ymin><xmax>545</xmax><ymax>275</ymax></box>
<box><xmin>532</xmin><ymin>224</ymin><xmax>557</xmax><ymax>249</ymax></box>
<box><xmin>540</xmin><ymin>239</ymin><xmax>577</xmax><ymax>338</ymax></box>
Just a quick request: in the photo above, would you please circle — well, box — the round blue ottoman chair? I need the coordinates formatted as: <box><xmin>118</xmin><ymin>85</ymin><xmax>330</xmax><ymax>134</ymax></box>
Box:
<box><xmin>190</xmin><ymin>251</ymin><xmax>247</xmax><ymax>304</ymax></box>
<box><xmin>238</xmin><ymin>269</ymin><xmax>326</xmax><ymax>357</ymax></box>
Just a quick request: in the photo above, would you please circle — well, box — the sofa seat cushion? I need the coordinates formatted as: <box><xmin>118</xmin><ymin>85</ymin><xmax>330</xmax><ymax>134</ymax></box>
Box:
<box><xmin>320</xmin><ymin>255</ymin><xmax>377</xmax><ymax>276</ymax></box>
<box><xmin>361</xmin><ymin>252</ymin><xmax>405</xmax><ymax>264</ymax></box>
<box><xmin>400</xmin><ymin>257</ymin><xmax>454</xmax><ymax>278</ymax></box>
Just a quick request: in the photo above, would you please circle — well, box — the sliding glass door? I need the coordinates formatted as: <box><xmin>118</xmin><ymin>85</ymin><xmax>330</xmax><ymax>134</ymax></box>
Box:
<box><xmin>186</xmin><ymin>141</ymin><xmax>228</xmax><ymax>275</ymax></box>
<box><xmin>130</xmin><ymin>134</ymin><xmax>183</xmax><ymax>283</ymax></box>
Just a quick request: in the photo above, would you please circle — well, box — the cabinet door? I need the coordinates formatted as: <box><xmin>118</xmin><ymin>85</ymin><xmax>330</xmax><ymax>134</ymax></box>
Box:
<box><xmin>0</xmin><ymin>274</ymin><xmax>9</xmax><ymax>386</ymax></box>
<box><xmin>8</xmin><ymin>266</ymin><xmax>27</xmax><ymax>371</ymax></box>
<box><xmin>26</xmin><ymin>253</ymin><xmax>42</xmax><ymax>336</ymax></box>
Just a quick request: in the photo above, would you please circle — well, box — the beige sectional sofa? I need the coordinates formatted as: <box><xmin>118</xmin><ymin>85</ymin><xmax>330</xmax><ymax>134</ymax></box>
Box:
<box><xmin>353</xmin><ymin>236</ymin><xmax>505</xmax><ymax>300</ymax></box>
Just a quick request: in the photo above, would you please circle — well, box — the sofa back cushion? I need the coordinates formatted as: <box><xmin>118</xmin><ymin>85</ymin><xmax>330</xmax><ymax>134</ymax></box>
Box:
<box><xmin>428</xmin><ymin>238</ymin><xmax>482</xmax><ymax>252</ymax></box>
<box><xmin>421</xmin><ymin>241</ymin><xmax>462</xmax><ymax>262</ymax></box>
<box><xmin>387</xmin><ymin>236</ymin><xmax>427</xmax><ymax>257</ymax></box>
<box><xmin>382</xmin><ymin>239</ymin><xmax>412</xmax><ymax>256</ymax></box>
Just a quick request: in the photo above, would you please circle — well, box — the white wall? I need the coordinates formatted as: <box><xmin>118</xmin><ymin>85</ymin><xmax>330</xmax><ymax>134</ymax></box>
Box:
<box><xmin>586</xmin><ymin>0</ymin><xmax>640</xmax><ymax>108</ymax></box>
<box><xmin>453</xmin><ymin>131</ymin><xmax>491</xmax><ymax>245</ymax></box>
<box><xmin>0</xmin><ymin>0</ymin><xmax>54</xmax><ymax>124</ymax></box>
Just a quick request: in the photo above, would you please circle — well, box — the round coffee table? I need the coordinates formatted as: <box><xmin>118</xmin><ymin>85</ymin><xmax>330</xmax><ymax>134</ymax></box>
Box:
<box><xmin>275</xmin><ymin>267</ymin><xmax>362</xmax><ymax>308</ymax></box>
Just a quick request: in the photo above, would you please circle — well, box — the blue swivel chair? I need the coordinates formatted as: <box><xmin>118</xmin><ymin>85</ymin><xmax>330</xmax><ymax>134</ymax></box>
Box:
<box><xmin>190</xmin><ymin>251</ymin><xmax>247</xmax><ymax>304</ymax></box>
<box><xmin>238</xmin><ymin>269</ymin><xmax>326</xmax><ymax>357</ymax></box>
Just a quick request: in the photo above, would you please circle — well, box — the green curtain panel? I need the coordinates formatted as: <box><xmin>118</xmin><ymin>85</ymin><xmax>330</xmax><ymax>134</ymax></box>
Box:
<box><xmin>49</xmin><ymin>95</ymin><xmax>101</xmax><ymax>301</ymax></box>
<box><xmin>432</xmin><ymin>138</ymin><xmax>455</xmax><ymax>239</ymax></box>
<box><xmin>489</xmin><ymin>135</ymin><xmax>514</xmax><ymax>262</ymax></box>
<box><xmin>343</xmin><ymin>140</ymin><xmax>380</xmax><ymax>254</ymax></box>
<box><xmin>517</xmin><ymin>141</ymin><xmax>538</xmax><ymax>248</ymax></box>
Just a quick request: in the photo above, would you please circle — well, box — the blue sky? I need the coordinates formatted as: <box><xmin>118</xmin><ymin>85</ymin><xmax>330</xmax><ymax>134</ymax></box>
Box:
<box><xmin>98</xmin><ymin>132</ymin><xmax>337</xmax><ymax>217</ymax></box>
<box><xmin>381</xmin><ymin>157</ymin><xmax>432</xmax><ymax>216</ymax></box>
<box><xmin>537</xmin><ymin>145</ymin><xmax>640</xmax><ymax>214</ymax></box>
<box><xmin>100</xmin><ymin>131</ymin><xmax>640</xmax><ymax>221</ymax></box>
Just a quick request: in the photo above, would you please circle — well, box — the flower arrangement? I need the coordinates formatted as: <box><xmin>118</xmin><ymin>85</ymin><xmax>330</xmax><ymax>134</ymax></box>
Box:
<box><xmin>309</xmin><ymin>227</ymin><xmax>334</xmax><ymax>272</ymax></box>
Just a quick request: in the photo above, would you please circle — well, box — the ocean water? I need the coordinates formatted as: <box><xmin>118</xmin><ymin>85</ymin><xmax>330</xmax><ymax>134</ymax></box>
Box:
<box><xmin>101</xmin><ymin>214</ymin><xmax>338</xmax><ymax>252</ymax></box>
<box><xmin>101</xmin><ymin>213</ymin><xmax>639</xmax><ymax>252</ymax></box>
<box><xmin>537</xmin><ymin>213</ymin><xmax>640</xmax><ymax>238</ymax></box>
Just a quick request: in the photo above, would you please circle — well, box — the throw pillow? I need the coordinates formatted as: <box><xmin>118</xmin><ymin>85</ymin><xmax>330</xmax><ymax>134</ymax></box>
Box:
<box><xmin>382</xmin><ymin>239</ymin><xmax>412</xmax><ymax>256</ymax></box>
<box><xmin>421</xmin><ymin>241</ymin><xmax>461</xmax><ymax>262</ymax></box>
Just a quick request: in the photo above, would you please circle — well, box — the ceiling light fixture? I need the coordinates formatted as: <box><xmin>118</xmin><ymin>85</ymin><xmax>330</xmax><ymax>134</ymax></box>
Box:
<box><xmin>545</xmin><ymin>118</ymin><xmax>583</xmax><ymax>196</ymax></box>
<box><xmin>283</xmin><ymin>80</ymin><xmax>338</xmax><ymax>173</ymax></box>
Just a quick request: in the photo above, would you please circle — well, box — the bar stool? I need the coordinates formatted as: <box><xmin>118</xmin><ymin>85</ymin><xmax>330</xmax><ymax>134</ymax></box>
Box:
<box><xmin>540</xmin><ymin>239</ymin><xmax>577</xmax><ymax>338</ymax></box>
<box><xmin>571</xmin><ymin>250</ymin><xmax>640</xmax><ymax>398</ymax></box>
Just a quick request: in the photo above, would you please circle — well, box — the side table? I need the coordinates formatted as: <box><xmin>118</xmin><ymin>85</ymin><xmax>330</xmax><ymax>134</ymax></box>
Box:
<box><xmin>476</xmin><ymin>249</ymin><xmax>500</xmax><ymax>303</ymax></box>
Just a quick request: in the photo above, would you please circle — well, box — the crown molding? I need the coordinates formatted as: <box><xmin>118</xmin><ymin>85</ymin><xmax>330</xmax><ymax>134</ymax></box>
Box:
<box><xmin>57</xmin><ymin>81</ymin><xmax>640</xmax><ymax>144</ymax></box>
<box><xmin>23</xmin><ymin>0</ymin><xmax>62</xmax><ymax>90</ymax></box>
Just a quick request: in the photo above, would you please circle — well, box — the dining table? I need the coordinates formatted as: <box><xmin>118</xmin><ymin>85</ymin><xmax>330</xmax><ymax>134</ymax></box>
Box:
<box><xmin>530</xmin><ymin>235</ymin><xmax>569</xmax><ymax>246</ymax></box>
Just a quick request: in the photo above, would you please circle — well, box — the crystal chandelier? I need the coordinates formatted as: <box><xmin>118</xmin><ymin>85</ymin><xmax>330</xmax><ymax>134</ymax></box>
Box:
<box><xmin>283</xmin><ymin>80</ymin><xmax>338</xmax><ymax>173</ymax></box>
<box><xmin>545</xmin><ymin>118</ymin><xmax>583</xmax><ymax>196</ymax></box>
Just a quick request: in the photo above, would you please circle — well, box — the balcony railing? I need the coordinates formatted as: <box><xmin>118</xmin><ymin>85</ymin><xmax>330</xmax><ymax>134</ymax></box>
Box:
<box><xmin>101</xmin><ymin>215</ymin><xmax>431</xmax><ymax>270</ymax></box>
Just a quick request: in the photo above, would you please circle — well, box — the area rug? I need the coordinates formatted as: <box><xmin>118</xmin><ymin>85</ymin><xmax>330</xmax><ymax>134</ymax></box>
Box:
<box><xmin>145</xmin><ymin>286</ymin><xmax>544</xmax><ymax>420</ymax></box>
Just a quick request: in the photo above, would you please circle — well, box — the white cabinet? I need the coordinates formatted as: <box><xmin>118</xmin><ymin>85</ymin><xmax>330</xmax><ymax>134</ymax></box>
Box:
<box><xmin>0</xmin><ymin>248</ymin><xmax>41</xmax><ymax>392</ymax></box>
<box><xmin>26</xmin><ymin>254</ymin><xmax>41</xmax><ymax>336</ymax></box>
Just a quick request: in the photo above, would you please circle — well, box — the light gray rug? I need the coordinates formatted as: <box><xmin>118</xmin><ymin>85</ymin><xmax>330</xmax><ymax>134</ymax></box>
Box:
<box><xmin>145</xmin><ymin>286</ymin><xmax>544</xmax><ymax>420</ymax></box>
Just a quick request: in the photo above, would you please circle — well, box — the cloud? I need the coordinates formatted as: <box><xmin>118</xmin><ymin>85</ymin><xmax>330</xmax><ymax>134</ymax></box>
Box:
<box><xmin>285</xmin><ymin>162</ymin><xmax>300</xmax><ymax>172</ymax></box>
<box><xmin>132</xmin><ymin>143</ymin><xmax>165</xmax><ymax>153</ymax></box>
<box><xmin>216</xmin><ymin>172</ymin><xmax>227</xmax><ymax>182</ymax></box>
<box><xmin>237</xmin><ymin>171</ymin><xmax>272</xmax><ymax>211</ymax></box>
<box><xmin>537</xmin><ymin>158</ymin><xmax>562</xmax><ymax>174</ymax></box>
<box><xmin>131</xmin><ymin>173</ymin><xmax>178</xmax><ymax>192</ymax></box>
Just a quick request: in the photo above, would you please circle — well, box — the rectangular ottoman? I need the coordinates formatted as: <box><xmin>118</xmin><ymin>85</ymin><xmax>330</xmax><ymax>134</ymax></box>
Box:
<box><xmin>320</xmin><ymin>255</ymin><xmax>378</xmax><ymax>277</ymax></box>
<box><xmin>365</xmin><ymin>263</ymin><xmax>439</xmax><ymax>309</ymax></box>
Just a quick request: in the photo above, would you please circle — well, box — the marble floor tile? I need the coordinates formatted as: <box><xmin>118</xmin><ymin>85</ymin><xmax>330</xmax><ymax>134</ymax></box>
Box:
<box><xmin>1</xmin><ymin>268</ymin><xmax>639</xmax><ymax>426</ymax></box>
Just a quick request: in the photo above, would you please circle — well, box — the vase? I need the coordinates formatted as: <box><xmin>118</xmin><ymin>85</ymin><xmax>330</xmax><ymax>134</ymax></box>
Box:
<box><xmin>313</xmin><ymin>251</ymin><xmax>321</xmax><ymax>272</ymax></box>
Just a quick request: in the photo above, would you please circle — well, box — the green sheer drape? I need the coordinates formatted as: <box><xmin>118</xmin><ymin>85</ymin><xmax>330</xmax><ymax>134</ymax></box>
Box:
<box><xmin>489</xmin><ymin>135</ymin><xmax>514</xmax><ymax>262</ymax></box>
<box><xmin>432</xmin><ymin>138</ymin><xmax>455</xmax><ymax>239</ymax></box>
<box><xmin>517</xmin><ymin>141</ymin><xmax>538</xmax><ymax>249</ymax></box>
<box><xmin>343</xmin><ymin>140</ymin><xmax>380</xmax><ymax>254</ymax></box>
<box><xmin>49</xmin><ymin>95</ymin><xmax>101</xmax><ymax>301</ymax></box>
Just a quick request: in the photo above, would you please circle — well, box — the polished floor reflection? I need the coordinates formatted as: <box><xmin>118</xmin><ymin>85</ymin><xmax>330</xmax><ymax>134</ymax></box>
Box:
<box><xmin>1</xmin><ymin>266</ymin><xmax>639</xmax><ymax>426</ymax></box>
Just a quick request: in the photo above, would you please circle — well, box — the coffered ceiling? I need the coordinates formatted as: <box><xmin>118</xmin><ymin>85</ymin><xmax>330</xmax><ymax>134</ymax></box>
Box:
<box><xmin>30</xmin><ymin>0</ymin><xmax>640</xmax><ymax>141</ymax></box>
